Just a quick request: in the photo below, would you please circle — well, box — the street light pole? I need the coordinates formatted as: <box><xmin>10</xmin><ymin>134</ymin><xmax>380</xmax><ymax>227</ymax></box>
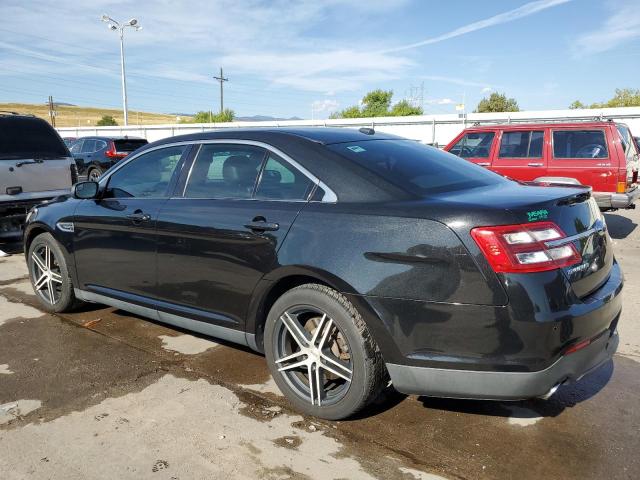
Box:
<box><xmin>101</xmin><ymin>14</ymin><xmax>141</xmax><ymax>126</ymax></box>
<box><xmin>118</xmin><ymin>27</ymin><xmax>128</xmax><ymax>125</ymax></box>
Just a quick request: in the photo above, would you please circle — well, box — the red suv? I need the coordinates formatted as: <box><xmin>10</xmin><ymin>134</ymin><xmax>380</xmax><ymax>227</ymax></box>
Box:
<box><xmin>445</xmin><ymin>121</ymin><xmax>639</xmax><ymax>210</ymax></box>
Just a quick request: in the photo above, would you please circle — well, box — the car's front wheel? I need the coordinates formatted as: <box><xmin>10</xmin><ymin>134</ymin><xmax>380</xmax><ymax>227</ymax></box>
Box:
<box><xmin>27</xmin><ymin>233</ymin><xmax>80</xmax><ymax>313</ymax></box>
<box><xmin>264</xmin><ymin>284</ymin><xmax>387</xmax><ymax>420</ymax></box>
<box><xmin>88</xmin><ymin>168</ymin><xmax>102</xmax><ymax>182</ymax></box>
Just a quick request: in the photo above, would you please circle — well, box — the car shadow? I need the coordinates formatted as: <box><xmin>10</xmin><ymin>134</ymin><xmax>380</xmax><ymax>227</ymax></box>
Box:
<box><xmin>416</xmin><ymin>359</ymin><xmax>614</xmax><ymax>420</ymax></box>
<box><xmin>604</xmin><ymin>213</ymin><xmax>637</xmax><ymax>239</ymax></box>
<box><xmin>0</xmin><ymin>240</ymin><xmax>24</xmax><ymax>255</ymax></box>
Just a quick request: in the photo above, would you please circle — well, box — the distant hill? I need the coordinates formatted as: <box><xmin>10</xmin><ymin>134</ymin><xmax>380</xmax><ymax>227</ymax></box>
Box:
<box><xmin>0</xmin><ymin>103</ymin><xmax>189</xmax><ymax>128</ymax></box>
<box><xmin>236</xmin><ymin>115</ymin><xmax>303</xmax><ymax>122</ymax></box>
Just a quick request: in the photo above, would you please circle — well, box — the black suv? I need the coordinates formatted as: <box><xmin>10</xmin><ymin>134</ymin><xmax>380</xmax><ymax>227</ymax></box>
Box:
<box><xmin>70</xmin><ymin>136</ymin><xmax>147</xmax><ymax>181</ymax></box>
<box><xmin>0</xmin><ymin>113</ymin><xmax>76</xmax><ymax>241</ymax></box>
<box><xmin>24</xmin><ymin>128</ymin><xmax>621</xmax><ymax>419</ymax></box>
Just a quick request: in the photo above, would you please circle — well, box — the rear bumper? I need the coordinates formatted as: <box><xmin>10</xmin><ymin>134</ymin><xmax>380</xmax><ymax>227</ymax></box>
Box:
<box><xmin>593</xmin><ymin>188</ymin><xmax>639</xmax><ymax>209</ymax></box>
<box><xmin>387</xmin><ymin>329</ymin><xmax>618</xmax><ymax>399</ymax></box>
<box><xmin>0</xmin><ymin>190</ymin><xmax>69</xmax><ymax>239</ymax></box>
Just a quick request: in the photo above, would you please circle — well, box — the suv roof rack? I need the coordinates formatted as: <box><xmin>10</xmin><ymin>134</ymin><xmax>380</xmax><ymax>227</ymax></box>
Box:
<box><xmin>468</xmin><ymin>116</ymin><xmax>618</xmax><ymax>127</ymax></box>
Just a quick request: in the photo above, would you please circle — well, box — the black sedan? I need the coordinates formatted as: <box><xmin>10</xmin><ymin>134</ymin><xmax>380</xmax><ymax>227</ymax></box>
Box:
<box><xmin>69</xmin><ymin>136</ymin><xmax>148</xmax><ymax>181</ymax></box>
<box><xmin>23</xmin><ymin>128</ymin><xmax>622</xmax><ymax>419</ymax></box>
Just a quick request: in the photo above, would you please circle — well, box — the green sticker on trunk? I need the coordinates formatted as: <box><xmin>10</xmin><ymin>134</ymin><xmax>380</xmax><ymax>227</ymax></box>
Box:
<box><xmin>527</xmin><ymin>209</ymin><xmax>549</xmax><ymax>222</ymax></box>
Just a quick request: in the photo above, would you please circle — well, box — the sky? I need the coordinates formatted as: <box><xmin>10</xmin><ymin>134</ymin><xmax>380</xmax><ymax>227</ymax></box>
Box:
<box><xmin>1</xmin><ymin>0</ymin><xmax>639</xmax><ymax>119</ymax></box>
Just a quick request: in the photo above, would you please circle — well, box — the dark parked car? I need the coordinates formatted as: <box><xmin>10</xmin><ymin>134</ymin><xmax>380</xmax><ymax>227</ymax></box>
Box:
<box><xmin>1</xmin><ymin>113</ymin><xmax>76</xmax><ymax>241</ymax></box>
<box><xmin>23</xmin><ymin>128</ymin><xmax>621</xmax><ymax>419</ymax></box>
<box><xmin>69</xmin><ymin>136</ymin><xmax>147</xmax><ymax>181</ymax></box>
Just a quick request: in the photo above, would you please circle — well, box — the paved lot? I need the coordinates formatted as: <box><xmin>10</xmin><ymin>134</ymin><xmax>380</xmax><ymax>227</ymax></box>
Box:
<box><xmin>1</xmin><ymin>209</ymin><xmax>639</xmax><ymax>480</ymax></box>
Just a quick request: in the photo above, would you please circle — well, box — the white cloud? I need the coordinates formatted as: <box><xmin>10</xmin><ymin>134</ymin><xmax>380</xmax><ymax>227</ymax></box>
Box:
<box><xmin>574</xmin><ymin>0</ymin><xmax>640</xmax><ymax>55</ymax></box>
<box><xmin>481</xmin><ymin>86</ymin><xmax>493</xmax><ymax>93</ymax></box>
<box><xmin>382</xmin><ymin>0</ymin><xmax>572</xmax><ymax>53</ymax></box>
<box><xmin>427</xmin><ymin>98</ymin><xmax>455</xmax><ymax>105</ymax></box>
<box><xmin>311</xmin><ymin>99</ymin><xmax>339</xmax><ymax>113</ymax></box>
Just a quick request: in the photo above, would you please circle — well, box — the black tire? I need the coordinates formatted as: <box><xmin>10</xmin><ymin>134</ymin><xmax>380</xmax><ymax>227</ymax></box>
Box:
<box><xmin>27</xmin><ymin>232</ymin><xmax>80</xmax><ymax>313</ymax></box>
<box><xmin>264</xmin><ymin>283</ymin><xmax>387</xmax><ymax>420</ymax></box>
<box><xmin>88</xmin><ymin>167</ymin><xmax>102</xmax><ymax>182</ymax></box>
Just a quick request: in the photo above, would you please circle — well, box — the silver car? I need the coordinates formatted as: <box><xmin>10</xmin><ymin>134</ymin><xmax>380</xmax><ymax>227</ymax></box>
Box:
<box><xmin>0</xmin><ymin>113</ymin><xmax>76</xmax><ymax>243</ymax></box>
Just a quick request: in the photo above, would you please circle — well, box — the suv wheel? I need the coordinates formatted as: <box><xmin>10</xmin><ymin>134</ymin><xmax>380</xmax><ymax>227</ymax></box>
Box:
<box><xmin>27</xmin><ymin>233</ymin><xmax>80</xmax><ymax>313</ymax></box>
<box><xmin>264</xmin><ymin>284</ymin><xmax>387</xmax><ymax>420</ymax></box>
<box><xmin>88</xmin><ymin>168</ymin><xmax>102</xmax><ymax>182</ymax></box>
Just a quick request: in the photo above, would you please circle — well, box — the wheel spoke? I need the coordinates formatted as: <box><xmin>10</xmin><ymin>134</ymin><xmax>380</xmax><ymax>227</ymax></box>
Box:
<box><xmin>310</xmin><ymin>314</ymin><xmax>327</xmax><ymax>345</ymax></box>
<box><xmin>320</xmin><ymin>354</ymin><xmax>352</xmax><ymax>381</ymax></box>
<box><xmin>275</xmin><ymin>350</ymin><xmax>307</xmax><ymax>364</ymax></box>
<box><xmin>46</xmin><ymin>280</ymin><xmax>55</xmax><ymax>304</ymax></box>
<box><xmin>277</xmin><ymin>359</ymin><xmax>308</xmax><ymax>373</ymax></box>
<box><xmin>50</xmin><ymin>271</ymin><xmax>63</xmax><ymax>284</ymax></box>
<box><xmin>307</xmin><ymin>364</ymin><xmax>316</xmax><ymax>405</ymax></box>
<box><xmin>280</xmin><ymin>313</ymin><xmax>309</xmax><ymax>348</ymax></box>
<box><xmin>45</xmin><ymin>246</ymin><xmax>51</xmax><ymax>270</ymax></box>
<box><xmin>313</xmin><ymin>364</ymin><xmax>323</xmax><ymax>406</ymax></box>
<box><xmin>31</xmin><ymin>252</ymin><xmax>47</xmax><ymax>273</ymax></box>
<box><xmin>34</xmin><ymin>273</ymin><xmax>48</xmax><ymax>290</ymax></box>
<box><xmin>317</xmin><ymin>318</ymin><xmax>334</xmax><ymax>351</ymax></box>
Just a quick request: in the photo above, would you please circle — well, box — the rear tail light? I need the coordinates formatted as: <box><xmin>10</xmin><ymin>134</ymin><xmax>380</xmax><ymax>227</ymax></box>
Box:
<box><xmin>617</xmin><ymin>181</ymin><xmax>627</xmax><ymax>193</ymax></box>
<box><xmin>105</xmin><ymin>141</ymin><xmax>127</xmax><ymax>159</ymax></box>
<box><xmin>471</xmin><ymin>221</ymin><xmax>581</xmax><ymax>273</ymax></box>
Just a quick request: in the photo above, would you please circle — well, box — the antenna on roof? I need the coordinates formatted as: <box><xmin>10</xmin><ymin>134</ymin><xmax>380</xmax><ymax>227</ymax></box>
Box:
<box><xmin>359</xmin><ymin>127</ymin><xmax>375</xmax><ymax>135</ymax></box>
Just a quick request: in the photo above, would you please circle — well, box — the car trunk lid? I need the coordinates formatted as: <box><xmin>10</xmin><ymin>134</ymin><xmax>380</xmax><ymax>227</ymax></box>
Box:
<box><xmin>0</xmin><ymin>157</ymin><xmax>73</xmax><ymax>194</ymax></box>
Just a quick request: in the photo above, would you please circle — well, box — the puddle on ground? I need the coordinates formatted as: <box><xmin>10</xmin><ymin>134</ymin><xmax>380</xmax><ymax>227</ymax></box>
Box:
<box><xmin>158</xmin><ymin>334</ymin><xmax>219</xmax><ymax>355</ymax></box>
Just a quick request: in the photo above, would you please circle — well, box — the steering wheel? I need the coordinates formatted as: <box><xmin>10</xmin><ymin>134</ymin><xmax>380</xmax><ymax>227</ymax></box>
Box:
<box><xmin>575</xmin><ymin>144</ymin><xmax>605</xmax><ymax>158</ymax></box>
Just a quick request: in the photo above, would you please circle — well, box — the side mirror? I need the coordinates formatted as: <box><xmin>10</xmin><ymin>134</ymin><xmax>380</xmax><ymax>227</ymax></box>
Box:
<box><xmin>73</xmin><ymin>181</ymin><xmax>99</xmax><ymax>199</ymax></box>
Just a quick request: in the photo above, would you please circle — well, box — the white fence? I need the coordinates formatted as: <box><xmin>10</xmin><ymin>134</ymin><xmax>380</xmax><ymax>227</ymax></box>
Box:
<box><xmin>57</xmin><ymin>107</ymin><xmax>640</xmax><ymax>147</ymax></box>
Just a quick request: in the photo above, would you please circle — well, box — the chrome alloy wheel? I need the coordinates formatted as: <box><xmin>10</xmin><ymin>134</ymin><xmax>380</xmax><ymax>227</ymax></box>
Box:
<box><xmin>30</xmin><ymin>244</ymin><xmax>63</xmax><ymax>304</ymax></box>
<box><xmin>274</xmin><ymin>308</ymin><xmax>353</xmax><ymax>406</ymax></box>
<box><xmin>88</xmin><ymin>169</ymin><xmax>101</xmax><ymax>181</ymax></box>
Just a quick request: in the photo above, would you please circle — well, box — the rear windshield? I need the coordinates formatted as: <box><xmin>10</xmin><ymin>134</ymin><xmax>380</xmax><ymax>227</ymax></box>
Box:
<box><xmin>0</xmin><ymin>117</ymin><xmax>68</xmax><ymax>159</ymax></box>
<box><xmin>114</xmin><ymin>139</ymin><xmax>148</xmax><ymax>152</ymax></box>
<box><xmin>327</xmin><ymin>139</ymin><xmax>507</xmax><ymax>195</ymax></box>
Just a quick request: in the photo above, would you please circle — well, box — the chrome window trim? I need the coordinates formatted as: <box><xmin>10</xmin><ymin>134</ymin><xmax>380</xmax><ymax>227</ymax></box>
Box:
<box><xmin>100</xmin><ymin>139</ymin><xmax>337</xmax><ymax>203</ymax></box>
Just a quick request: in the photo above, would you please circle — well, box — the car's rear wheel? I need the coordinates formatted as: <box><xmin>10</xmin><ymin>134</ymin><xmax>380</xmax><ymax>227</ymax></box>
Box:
<box><xmin>88</xmin><ymin>168</ymin><xmax>102</xmax><ymax>182</ymax></box>
<box><xmin>264</xmin><ymin>284</ymin><xmax>387</xmax><ymax>420</ymax></box>
<box><xmin>27</xmin><ymin>233</ymin><xmax>80</xmax><ymax>313</ymax></box>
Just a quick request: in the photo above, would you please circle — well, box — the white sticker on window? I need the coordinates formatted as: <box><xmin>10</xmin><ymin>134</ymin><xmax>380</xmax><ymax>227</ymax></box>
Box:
<box><xmin>347</xmin><ymin>145</ymin><xmax>366</xmax><ymax>153</ymax></box>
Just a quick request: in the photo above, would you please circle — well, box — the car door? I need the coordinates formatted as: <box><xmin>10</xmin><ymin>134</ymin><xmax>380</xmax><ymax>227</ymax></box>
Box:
<box><xmin>547</xmin><ymin>127</ymin><xmax>613</xmax><ymax>191</ymax></box>
<box><xmin>73</xmin><ymin>144</ymin><xmax>190</xmax><ymax>303</ymax></box>
<box><xmin>447</xmin><ymin>130</ymin><xmax>497</xmax><ymax>167</ymax></box>
<box><xmin>155</xmin><ymin>141</ymin><xmax>317</xmax><ymax>329</ymax></box>
<box><xmin>491</xmin><ymin>129</ymin><xmax>546</xmax><ymax>181</ymax></box>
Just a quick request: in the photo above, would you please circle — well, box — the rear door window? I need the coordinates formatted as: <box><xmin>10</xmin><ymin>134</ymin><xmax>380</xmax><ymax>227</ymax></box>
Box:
<box><xmin>183</xmin><ymin>144</ymin><xmax>266</xmax><ymax>199</ymax></box>
<box><xmin>81</xmin><ymin>139</ymin><xmax>96</xmax><ymax>154</ymax></box>
<box><xmin>254</xmin><ymin>153</ymin><xmax>315</xmax><ymax>201</ymax></box>
<box><xmin>552</xmin><ymin>130</ymin><xmax>608</xmax><ymax>159</ymax></box>
<box><xmin>0</xmin><ymin>117</ymin><xmax>68</xmax><ymax>159</ymax></box>
<box><xmin>449</xmin><ymin>132</ymin><xmax>495</xmax><ymax>158</ymax></box>
<box><xmin>94</xmin><ymin>140</ymin><xmax>108</xmax><ymax>151</ymax></box>
<box><xmin>499</xmin><ymin>131</ymin><xmax>544</xmax><ymax>158</ymax></box>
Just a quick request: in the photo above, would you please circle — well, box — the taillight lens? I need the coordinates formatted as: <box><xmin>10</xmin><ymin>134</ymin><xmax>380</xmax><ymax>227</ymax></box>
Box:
<box><xmin>105</xmin><ymin>141</ymin><xmax>127</xmax><ymax>159</ymax></box>
<box><xmin>471</xmin><ymin>221</ymin><xmax>581</xmax><ymax>273</ymax></box>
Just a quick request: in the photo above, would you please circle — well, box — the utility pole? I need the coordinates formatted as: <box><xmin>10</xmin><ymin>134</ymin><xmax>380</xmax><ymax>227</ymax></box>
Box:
<box><xmin>213</xmin><ymin>67</ymin><xmax>228</xmax><ymax>113</ymax></box>
<box><xmin>47</xmin><ymin>95</ymin><xmax>56</xmax><ymax>127</ymax></box>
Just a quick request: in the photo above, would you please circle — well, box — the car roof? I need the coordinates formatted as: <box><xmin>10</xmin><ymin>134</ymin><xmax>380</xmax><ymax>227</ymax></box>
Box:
<box><xmin>80</xmin><ymin>136</ymin><xmax>147</xmax><ymax>140</ymax></box>
<box><xmin>459</xmin><ymin>121</ymin><xmax>618</xmax><ymax>131</ymax></box>
<box><xmin>150</xmin><ymin>127</ymin><xmax>402</xmax><ymax>147</ymax></box>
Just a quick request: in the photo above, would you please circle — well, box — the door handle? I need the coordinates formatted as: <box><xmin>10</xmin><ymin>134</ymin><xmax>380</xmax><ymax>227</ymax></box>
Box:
<box><xmin>477</xmin><ymin>162</ymin><xmax>490</xmax><ymax>166</ymax></box>
<box><xmin>126</xmin><ymin>211</ymin><xmax>151</xmax><ymax>222</ymax></box>
<box><xmin>244</xmin><ymin>220</ymin><xmax>279</xmax><ymax>232</ymax></box>
<box><xmin>528</xmin><ymin>162</ymin><xmax>544</xmax><ymax>167</ymax></box>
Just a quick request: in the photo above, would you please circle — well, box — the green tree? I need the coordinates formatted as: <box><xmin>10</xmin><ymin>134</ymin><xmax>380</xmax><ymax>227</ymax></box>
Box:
<box><xmin>96</xmin><ymin>115</ymin><xmax>118</xmax><ymax>126</ymax></box>
<box><xmin>474</xmin><ymin>92</ymin><xmax>519</xmax><ymax>113</ymax></box>
<box><xmin>332</xmin><ymin>89</ymin><xmax>423</xmax><ymax>118</ymax></box>
<box><xmin>192</xmin><ymin>109</ymin><xmax>235</xmax><ymax>123</ymax></box>
<box><xmin>570</xmin><ymin>89</ymin><xmax>640</xmax><ymax>110</ymax></box>
<box><xmin>390</xmin><ymin>99</ymin><xmax>423</xmax><ymax>116</ymax></box>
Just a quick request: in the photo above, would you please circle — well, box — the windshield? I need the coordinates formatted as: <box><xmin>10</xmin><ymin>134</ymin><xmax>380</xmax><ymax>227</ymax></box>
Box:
<box><xmin>0</xmin><ymin>117</ymin><xmax>69</xmax><ymax>159</ymax></box>
<box><xmin>327</xmin><ymin>139</ymin><xmax>507</xmax><ymax>195</ymax></box>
